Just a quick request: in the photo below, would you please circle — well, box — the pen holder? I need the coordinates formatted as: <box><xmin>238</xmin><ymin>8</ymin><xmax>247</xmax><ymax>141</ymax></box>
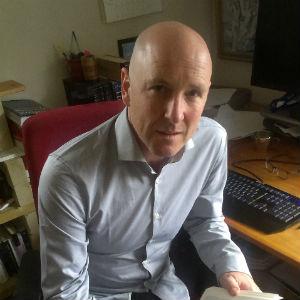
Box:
<box><xmin>253</xmin><ymin>130</ymin><xmax>272</xmax><ymax>153</ymax></box>
<box><xmin>67</xmin><ymin>58</ymin><xmax>84</xmax><ymax>81</ymax></box>
<box><xmin>81</xmin><ymin>55</ymin><xmax>98</xmax><ymax>81</ymax></box>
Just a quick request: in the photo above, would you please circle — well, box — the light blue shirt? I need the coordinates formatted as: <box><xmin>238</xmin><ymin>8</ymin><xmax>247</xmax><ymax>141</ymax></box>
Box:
<box><xmin>39</xmin><ymin>109</ymin><xmax>250</xmax><ymax>300</ymax></box>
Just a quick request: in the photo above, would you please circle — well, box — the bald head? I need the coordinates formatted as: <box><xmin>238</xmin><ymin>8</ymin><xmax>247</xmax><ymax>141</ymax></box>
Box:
<box><xmin>121</xmin><ymin>21</ymin><xmax>213</xmax><ymax>164</ymax></box>
<box><xmin>129</xmin><ymin>21</ymin><xmax>212</xmax><ymax>79</ymax></box>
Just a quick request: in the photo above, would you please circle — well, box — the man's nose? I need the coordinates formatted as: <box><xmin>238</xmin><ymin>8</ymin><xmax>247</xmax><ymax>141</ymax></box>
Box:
<box><xmin>164</xmin><ymin>96</ymin><xmax>184</xmax><ymax>123</ymax></box>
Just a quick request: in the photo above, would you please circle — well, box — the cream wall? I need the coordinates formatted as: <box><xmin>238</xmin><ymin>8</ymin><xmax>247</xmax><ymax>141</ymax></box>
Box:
<box><xmin>0</xmin><ymin>0</ymin><xmax>212</xmax><ymax>107</ymax></box>
<box><xmin>0</xmin><ymin>0</ymin><xmax>282</xmax><ymax>108</ymax></box>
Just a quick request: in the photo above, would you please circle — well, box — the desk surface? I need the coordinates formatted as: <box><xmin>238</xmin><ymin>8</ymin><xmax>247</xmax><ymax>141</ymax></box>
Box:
<box><xmin>227</xmin><ymin>136</ymin><xmax>300</xmax><ymax>268</ymax></box>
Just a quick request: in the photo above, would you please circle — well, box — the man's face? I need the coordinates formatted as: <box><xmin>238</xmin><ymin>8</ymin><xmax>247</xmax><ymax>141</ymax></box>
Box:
<box><xmin>121</xmin><ymin>44</ymin><xmax>211</xmax><ymax>162</ymax></box>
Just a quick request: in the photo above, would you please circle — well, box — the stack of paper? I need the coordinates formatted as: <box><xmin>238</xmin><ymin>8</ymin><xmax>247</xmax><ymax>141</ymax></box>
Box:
<box><xmin>274</xmin><ymin>123</ymin><xmax>300</xmax><ymax>138</ymax></box>
<box><xmin>216</xmin><ymin>104</ymin><xmax>264</xmax><ymax>140</ymax></box>
<box><xmin>206</xmin><ymin>88</ymin><xmax>236</xmax><ymax>108</ymax></box>
<box><xmin>200</xmin><ymin>287</ymin><xmax>282</xmax><ymax>300</ymax></box>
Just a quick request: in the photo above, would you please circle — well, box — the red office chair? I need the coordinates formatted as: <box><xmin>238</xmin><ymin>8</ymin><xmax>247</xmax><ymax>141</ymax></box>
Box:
<box><xmin>12</xmin><ymin>101</ymin><xmax>124</xmax><ymax>300</ymax></box>
<box><xmin>23</xmin><ymin>100</ymin><xmax>125</xmax><ymax>209</ymax></box>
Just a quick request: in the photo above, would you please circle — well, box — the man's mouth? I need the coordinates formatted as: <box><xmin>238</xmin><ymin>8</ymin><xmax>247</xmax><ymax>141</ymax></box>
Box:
<box><xmin>157</xmin><ymin>130</ymin><xmax>181</xmax><ymax>136</ymax></box>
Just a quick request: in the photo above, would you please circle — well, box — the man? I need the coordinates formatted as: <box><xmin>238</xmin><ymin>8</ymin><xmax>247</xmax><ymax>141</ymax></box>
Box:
<box><xmin>39</xmin><ymin>22</ymin><xmax>259</xmax><ymax>300</ymax></box>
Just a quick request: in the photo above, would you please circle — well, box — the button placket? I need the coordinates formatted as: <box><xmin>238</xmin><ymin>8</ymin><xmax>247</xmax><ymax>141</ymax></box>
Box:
<box><xmin>153</xmin><ymin>174</ymin><xmax>162</xmax><ymax>223</ymax></box>
<box><xmin>154</xmin><ymin>211</ymin><xmax>161</xmax><ymax>220</ymax></box>
<box><xmin>144</xmin><ymin>173</ymin><xmax>163</xmax><ymax>275</ymax></box>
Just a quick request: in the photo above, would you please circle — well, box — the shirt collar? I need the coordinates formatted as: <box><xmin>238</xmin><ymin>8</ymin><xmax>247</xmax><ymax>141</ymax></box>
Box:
<box><xmin>115</xmin><ymin>108</ymin><xmax>145</xmax><ymax>161</ymax></box>
<box><xmin>115</xmin><ymin>108</ymin><xmax>195</xmax><ymax>162</ymax></box>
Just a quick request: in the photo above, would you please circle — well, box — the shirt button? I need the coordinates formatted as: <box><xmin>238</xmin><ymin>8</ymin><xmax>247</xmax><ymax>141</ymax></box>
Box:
<box><xmin>154</xmin><ymin>212</ymin><xmax>161</xmax><ymax>220</ymax></box>
<box><xmin>156</xmin><ymin>177</ymin><xmax>160</xmax><ymax>184</ymax></box>
<box><xmin>142</xmin><ymin>259</ymin><xmax>149</xmax><ymax>266</ymax></box>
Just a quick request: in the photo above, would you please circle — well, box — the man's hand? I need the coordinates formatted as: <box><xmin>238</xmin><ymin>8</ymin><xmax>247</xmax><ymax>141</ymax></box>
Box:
<box><xmin>219</xmin><ymin>272</ymin><xmax>261</xmax><ymax>296</ymax></box>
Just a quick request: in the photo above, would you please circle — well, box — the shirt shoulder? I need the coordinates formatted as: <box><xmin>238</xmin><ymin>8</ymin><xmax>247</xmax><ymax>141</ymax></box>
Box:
<box><xmin>48</xmin><ymin>114</ymin><xmax>118</xmax><ymax>169</ymax></box>
<box><xmin>183</xmin><ymin>117</ymin><xmax>227</xmax><ymax>167</ymax></box>
<box><xmin>194</xmin><ymin>116</ymin><xmax>227</xmax><ymax>143</ymax></box>
<box><xmin>199</xmin><ymin>116</ymin><xmax>226</xmax><ymax>135</ymax></box>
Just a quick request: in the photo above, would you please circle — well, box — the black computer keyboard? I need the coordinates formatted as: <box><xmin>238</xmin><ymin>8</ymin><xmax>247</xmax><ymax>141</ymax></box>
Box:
<box><xmin>223</xmin><ymin>170</ymin><xmax>300</xmax><ymax>233</ymax></box>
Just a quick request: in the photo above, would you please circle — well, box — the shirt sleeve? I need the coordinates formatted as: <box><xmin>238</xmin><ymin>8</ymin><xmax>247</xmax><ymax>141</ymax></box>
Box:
<box><xmin>38</xmin><ymin>155</ymin><xmax>90</xmax><ymax>300</ymax></box>
<box><xmin>183</xmin><ymin>132</ymin><xmax>251</xmax><ymax>280</ymax></box>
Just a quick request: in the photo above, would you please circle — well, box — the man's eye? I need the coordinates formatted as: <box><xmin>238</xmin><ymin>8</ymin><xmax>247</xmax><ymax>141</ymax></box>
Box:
<box><xmin>150</xmin><ymin>85</ymin><xmax>165</xmax><ymax>92</ymax></box>
<box><xmin>186</xmin><ymin>89</ymin><xmax>201</xmax><ymax>98</ymax></box>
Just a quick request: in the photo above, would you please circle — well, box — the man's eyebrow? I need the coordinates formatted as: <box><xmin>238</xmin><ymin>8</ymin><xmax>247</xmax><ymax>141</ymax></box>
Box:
<box><xmin>188</xmin><ymin>84</ymin><xmax>202</xmax><ymax>90</ymax></box>
<box><xmin>188</xmin><ymin>84</ymin><xmax>207</xmax><ymax>93</ymax></box>
<box><xmin>143</xmin><ymin>78</ymin><xmax>170</xmax><ymax>90</ymax></box>
<box><xmin>147</xmin><ymin>78</ymin><xmax>169</xmax><ymax>85</ymax></box>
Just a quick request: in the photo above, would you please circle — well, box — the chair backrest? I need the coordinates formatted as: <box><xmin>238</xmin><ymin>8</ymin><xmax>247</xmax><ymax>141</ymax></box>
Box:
<box><xmin>22</xmin><ymin>100</ymin><xmax>125</xmax><ymax>208</ymax></box>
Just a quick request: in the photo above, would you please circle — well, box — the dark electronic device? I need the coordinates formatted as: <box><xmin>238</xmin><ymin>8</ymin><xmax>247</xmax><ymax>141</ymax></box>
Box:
<box><xmin>223</xmin><ymin>171</ymin><xmax>300</xmax><ymax>233</ymax></box>
<box><xmin>251</xmin><ymin>0</ymin><xmax>300</xmax><ymax>116</ymax></box>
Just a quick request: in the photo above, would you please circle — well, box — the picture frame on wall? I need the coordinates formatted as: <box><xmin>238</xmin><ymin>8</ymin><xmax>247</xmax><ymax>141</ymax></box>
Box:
<box><xmin>118</xmin><ymin>37</ymin><xmax>137</xmax><ymax>60</ymax></box>
<box><xmin>215</xmin><ymin>0</ymin><xmax>259</xmax><ymax>61</ymax></box>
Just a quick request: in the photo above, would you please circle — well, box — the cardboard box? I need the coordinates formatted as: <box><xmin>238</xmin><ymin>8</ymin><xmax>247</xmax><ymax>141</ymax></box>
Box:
<box><xmin>97</xmin><ymin>55</ymin><xmax>129</xmax><ymax>81</ymax></box>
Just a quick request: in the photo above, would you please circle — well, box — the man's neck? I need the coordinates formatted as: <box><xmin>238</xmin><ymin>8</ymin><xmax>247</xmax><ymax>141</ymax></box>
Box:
<box><xmin>147</xmin><ymin>157</ymin><xmax>170</xmax><ymax>173</ymax></box>
<box><xmin>135</xmin><ymin>136</ymin><xmax>172</xmax><ymax>173</ymax></box>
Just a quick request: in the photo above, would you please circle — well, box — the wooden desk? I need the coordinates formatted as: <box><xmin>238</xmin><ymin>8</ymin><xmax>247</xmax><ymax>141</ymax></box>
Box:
<box><xmin>227</xmin><ymin>136</ymin><xmax>300</xmax><ymax>268</ymax></box>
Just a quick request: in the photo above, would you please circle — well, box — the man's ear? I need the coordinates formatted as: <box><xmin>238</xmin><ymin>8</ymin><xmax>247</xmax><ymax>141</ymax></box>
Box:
<box><xmin>121</xmin><ymin>67</ymin><xmax>130</xmax><ymax>106</ymax></box>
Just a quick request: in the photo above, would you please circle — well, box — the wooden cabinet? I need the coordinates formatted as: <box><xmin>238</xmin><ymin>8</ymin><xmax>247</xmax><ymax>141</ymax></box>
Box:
<box><xmin>0</xmin><ymin>81</ymin><xmax>38</xmax><ymax>299</ymax></box>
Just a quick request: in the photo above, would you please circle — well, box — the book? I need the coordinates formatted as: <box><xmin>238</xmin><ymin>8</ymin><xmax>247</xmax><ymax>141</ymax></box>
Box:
<box><xmin>200</xmin><ymin>287</ymin><xmax>282</xmax><ymax>300</ymax></box>
<box><xmin>7</xmin><ymin>232</ymin><xmax>27</xmax><ymax>266</ymax></box>
<box><xmin>0</xmin><ymin>223</ymin><xmax>30</xmax><ymax>273</ymax></box>
<box><xmin>0</xmin><ymin>240</ymin><xmax>19</xmax><ymax>276</ymax></box>
<box><xmin>2</xmin><ymin>99</ymin><xmax>47</xmax><ymax>126</ymax></box>
<box><xmin>6</xmin><ymin>219</ymin><xmax>32</xmax><ymax>250</ymax></box>
<box><xmin>0</xmin><ymin>257</ymin><xmax>8</xmax><ymax>283</ymax></box>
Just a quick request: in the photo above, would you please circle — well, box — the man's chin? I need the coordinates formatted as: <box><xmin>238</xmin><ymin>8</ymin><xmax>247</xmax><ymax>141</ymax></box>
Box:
<box><xmin>151</xmin><ymin>145</ymin><xmax>183</xmax><ymax>160</ymax></box>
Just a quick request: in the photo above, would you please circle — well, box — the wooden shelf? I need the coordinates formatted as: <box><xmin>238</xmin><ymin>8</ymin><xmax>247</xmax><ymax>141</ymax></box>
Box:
<box><xmin>0</xmin><ymin>147</ymin><xmax>24</xmax><ymax>163</ymax></box>
<box><xmin>0</xmin><ymin>202</ymin><xmax>35</xmax><ymax>225</ymax></box>
<box><xmin>0</xmin><ymin>81</ymin><xmax>25</xmax><ymax>97</ymax></box>
<box><xmin>0</xmin><ymin>276</ymin><xmax>16</xmax><ymax>299</ymax></box>
<box><xmin>0</xmin><ymin>80</ymin><xmax>39</xmax><ymax>294</ymax></box>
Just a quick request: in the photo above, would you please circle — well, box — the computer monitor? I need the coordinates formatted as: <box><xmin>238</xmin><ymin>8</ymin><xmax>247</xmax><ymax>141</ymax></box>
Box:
<box><xmin>251</xmin><ymin>0</ymin><xmax>300</xmax><ymax>113</ymax></box>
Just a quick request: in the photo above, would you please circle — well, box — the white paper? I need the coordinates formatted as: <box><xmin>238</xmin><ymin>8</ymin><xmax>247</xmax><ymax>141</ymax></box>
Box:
<box><xmin>274</xmin><ymin>124</ymin><xmax>300</xmax><ymax>137</ymax></box>
<box><xmin>200</xmin><ymin>287</ymin><xmax>282</xmax><ymax>300</ymax></box>
<box><xmin>102</xmin><ymin>0</ymin><xmax>162</xmax><ymax>23</ymax></box>
<box><xmin>216</xmin><ymin>104</ymin><xmax>264</xmax><ymax>140</ymax></box>
<box><xmin>206</xmin><ymin>88</ymin><xmax>236</xmax><ymax>107</ymax></box>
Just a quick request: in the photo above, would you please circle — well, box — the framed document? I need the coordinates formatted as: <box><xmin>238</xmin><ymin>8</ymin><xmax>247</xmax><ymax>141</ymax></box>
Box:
<box><xmin>215</xmin><ymin>0</ymin><xmax>258</xmax><ymax>61</ymax></box>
